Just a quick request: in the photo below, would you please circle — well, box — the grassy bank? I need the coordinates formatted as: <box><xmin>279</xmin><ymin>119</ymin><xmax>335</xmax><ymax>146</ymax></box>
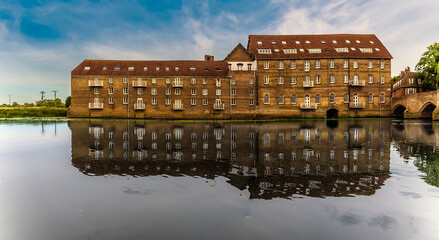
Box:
<box><xmin>0</xmin><ymin>107</ymin><xmax>68</xmax><ymax>118</ymax></box>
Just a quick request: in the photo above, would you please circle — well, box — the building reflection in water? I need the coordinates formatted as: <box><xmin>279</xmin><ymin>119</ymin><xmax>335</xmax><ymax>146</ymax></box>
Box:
<box><xmin>69</xmin><ymin>119</ymin><xmax>390</xmax><ymax>199</ymax></box>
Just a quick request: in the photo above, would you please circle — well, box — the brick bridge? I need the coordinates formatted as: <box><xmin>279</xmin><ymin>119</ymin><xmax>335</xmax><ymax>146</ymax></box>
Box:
<box><xmin>392</xmin><ymin>90</ymin><xmax>439</xmax><ymax>119</ymax></box>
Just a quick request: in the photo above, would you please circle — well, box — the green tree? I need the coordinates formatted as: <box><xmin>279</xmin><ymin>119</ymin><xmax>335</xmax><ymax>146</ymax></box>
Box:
<box><xmin>12</xmin><ymin>102</ymin><xmax>19</xmax><ymax>107</ymax></box>
<box><xmin>391</xmin><ymin>76</ymin><xmax>398</xmax><ymax>84</ymax></box>
<box><xmin>65</xmin><ymin>96</ymin><xmax>71</xmax><ymax>108</ymax></box>
<box><xmin>415</xmin><ymin>42</ymin><xmax>439</xmax><ymax>87</ymax></box>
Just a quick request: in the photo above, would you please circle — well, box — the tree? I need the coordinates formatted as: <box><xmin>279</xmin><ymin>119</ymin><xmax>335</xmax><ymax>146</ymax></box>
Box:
<box><xmin>415</xmin><ymin>42</ymin><xmax>439</xmax><ymax>87</ymax></box>
<box><xmin>391</xmin><ymin>76</ymin><xmax>398</xmax><ymax>84</ymax></box>
<box><xmin>65</xmin><ymin>96</ymin><xmax>71</xmax><ymax>108</ymax></box>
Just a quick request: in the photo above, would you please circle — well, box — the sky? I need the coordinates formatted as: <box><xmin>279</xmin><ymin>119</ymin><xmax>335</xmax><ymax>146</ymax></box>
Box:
<box><xmin>0</xmin><ymin>0</ymin><xmax>438</xmax><ymax>104</ymax></box>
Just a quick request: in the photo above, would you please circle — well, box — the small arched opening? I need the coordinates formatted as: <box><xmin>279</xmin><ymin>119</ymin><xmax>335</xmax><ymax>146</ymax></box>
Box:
<box><xmin>393</xmin><ymin>105</ymin><xmax>406</xmax><ymax>118</ymax></box>
<box><xmin>420</xmin><ymin>103</ymin><xmax>436</xmax><ymax>119</ymax></box>
<box><xmin>327</xmin><ymin>108</ymin><xmax>339</xmax><ymax>119</ymax></box>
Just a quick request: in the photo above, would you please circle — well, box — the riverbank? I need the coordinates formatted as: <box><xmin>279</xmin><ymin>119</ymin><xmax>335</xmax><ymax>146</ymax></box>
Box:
<box><xmin>0</xmin><ymin>107</ymin><xmax>68</xmax><ymax>118</ymax></box>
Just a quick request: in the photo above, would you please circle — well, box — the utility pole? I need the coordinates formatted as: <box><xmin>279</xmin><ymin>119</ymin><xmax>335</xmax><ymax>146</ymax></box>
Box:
<box><xmin>52</xmin><ymin>90</ymin><xmax>58</xmax><ymax>100</ymax></box>
<box><xmin>40</xmin><ymin>91</ymin><xmax>46</xmax><ymax>100</ymax></box>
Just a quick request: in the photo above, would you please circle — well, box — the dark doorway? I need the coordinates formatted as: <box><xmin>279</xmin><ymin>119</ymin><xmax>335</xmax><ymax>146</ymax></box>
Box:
<box><xmin>420</xmin><ymin>103</ymin><xmax>436</xmax><ymax>119</ymax></box>
<box><xmin>326</xmin><ymin>109</ymin><xmax>339</xmax><ymax>119</ymax></box>
<box><xmin>393</xmin><ymin>105</ymin><xmax>406</xmax><ymax>118</ymax></box>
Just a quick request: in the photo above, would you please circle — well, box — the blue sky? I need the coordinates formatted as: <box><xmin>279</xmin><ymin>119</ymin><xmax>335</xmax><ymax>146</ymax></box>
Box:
<box><xmin>0</xmin><ymin>0</ymin><xmax>438</xmax><ymax>104</ymax></box>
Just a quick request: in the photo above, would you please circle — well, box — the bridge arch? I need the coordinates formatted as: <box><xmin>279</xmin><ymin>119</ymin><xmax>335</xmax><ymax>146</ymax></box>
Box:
<box><xmin>419</xmin><ymin>102</ymin><xmax>437</xmax><ymax>119</ymax></box>
<box><xmin>392</xmin><ymin>104</ymin><xmax>407</xmax><ymax>118</ymax></box>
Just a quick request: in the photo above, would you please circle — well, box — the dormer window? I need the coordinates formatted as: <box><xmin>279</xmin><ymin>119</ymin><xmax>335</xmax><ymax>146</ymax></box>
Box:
<box><xmin>308</xmin><ymin>48</ymin><xmax>322</xmax><ymax>53</ymax></box>
<box><xmin>258</xmin><ymin>49</ymin><xmax>272</xmax><ymax>54</ymax></box>
<box><xmin>359</xmin><ymin>48</ymin><xmax>373</xmax><ymax>53</ymax></box>
<box><xmin>281</xmin><ymin>41</ymin><xmax>287</xmax><ymax>45</ymax></box>
<box><xmin>114</xmin><ymin>67</ymin><xmax>120</xmax><ymax>71</ymax></box>
<box><xmin>335</xmin><ymin>47</ymin><xmax>349</xmax><ymax>53</ymax></box>
<box><xmin>128</xmin><ymin>67</ymin><xmax>134</xmax><ymax>71</ymax></box>
<box><xmin>84</xmin><ymin>66</ymin><xmax>90</xmax><ymax>71</ymax></box>
<box><xmin>283</xmin><ymin>49</ymin><xmax>297</xmax><ymax>54</ymax></box>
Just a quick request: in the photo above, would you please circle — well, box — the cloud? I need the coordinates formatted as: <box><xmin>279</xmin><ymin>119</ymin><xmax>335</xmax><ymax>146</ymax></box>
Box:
<box><xmin>0</xmin><ymin>21</ymin><xmax>8</xmax><ymax>41</ymax></box>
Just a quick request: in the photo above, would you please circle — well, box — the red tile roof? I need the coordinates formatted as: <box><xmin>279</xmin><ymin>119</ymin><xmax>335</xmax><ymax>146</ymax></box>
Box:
<box><xmin>72</xmin><ymin>59</ymin><xmax>229</xmax><ymax>77</ymax></box>
<box><xmin>247</xmin><ymin>34</ymin><xmax>392</xmax><ymax>60</ymax></box>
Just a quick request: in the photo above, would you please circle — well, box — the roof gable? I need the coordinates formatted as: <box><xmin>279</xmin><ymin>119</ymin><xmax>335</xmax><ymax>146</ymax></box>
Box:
<box><xmin>224</xmin><ymin>43</ymin><xmax>253</xmax><ymax>61</ymax></box>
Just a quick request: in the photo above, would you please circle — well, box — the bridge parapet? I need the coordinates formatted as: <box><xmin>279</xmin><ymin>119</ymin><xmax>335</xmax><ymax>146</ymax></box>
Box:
<box><xmin>392</xmin><ymin>91</ymin><xmax>439</xmax><ymax>119</ymax></box>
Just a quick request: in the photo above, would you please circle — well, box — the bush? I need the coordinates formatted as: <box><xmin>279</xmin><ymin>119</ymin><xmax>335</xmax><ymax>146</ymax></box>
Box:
<box><xmin>0</xmin><ymin>107</ymin><xmax>68</xmax><ymax>118</ymax></box>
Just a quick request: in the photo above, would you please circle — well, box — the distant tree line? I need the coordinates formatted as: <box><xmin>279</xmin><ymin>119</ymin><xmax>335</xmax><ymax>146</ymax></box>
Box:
<box><xmin>1</xmin><ymin>96</ymin><xmax>71</xmax><ymax>108</ymax></box>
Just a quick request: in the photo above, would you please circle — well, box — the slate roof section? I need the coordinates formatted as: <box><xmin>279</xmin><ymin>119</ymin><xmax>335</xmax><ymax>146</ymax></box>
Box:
<box><xmin>247</xmin><ymin>34</ymin><xmax>392</xmax><ymax>60</ymax></box>
<box><xmin>72</xmin><ymin>59</ymin><xmax>229</xmax><ymax>77</ymax></box>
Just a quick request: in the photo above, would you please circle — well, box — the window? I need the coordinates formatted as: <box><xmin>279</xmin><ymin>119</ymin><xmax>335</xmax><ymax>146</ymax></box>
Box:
<box><xmin>409</xmin><ymin>78</ymin><xmax>414</xmax><ymax>84</ymax></box>
<box><xmin>330</xmin><ymin>94</ymin><xmax>335</xmax><ymax>103</ymax></box>
<box><xmin>202</xmin><ymin>89</ymin><xmax>208</xmax><ymax>96</ymax></box>
<box><xmin>344</xmin><ymin>93</ymin><xmax>349</xmax><ymax>103</ymax></box>
<box><xmin>368</xmin><ymin>60</ymin><xmax>373</xmax><ymax>68</ymax></box>
<box><xmin>381</xmin><ymin>76</ymin><xmax>385</xmax><ymax>84</ymax></box>
<box><xmin>329</xmin><ymin>60</ymin><xmax>335</xmax><ymax>68</ymax></box>
<box><xmin>203</xmin><ymin>78</ymin><xmax>207</xmax><ymax>84</ymax></box>
<box><xmin>304</xmin><ymin>61</ymin><xmax>310</xmax><ymax>71</ymax></box>
<box><xmin>165</xmin><ymin>88</ymin><xmax>171</xmax><ymax>95</ymax></box>
<box><xmin>380</xmin><ymin>60</ymin><xmax>384</xmax><ymax>69</ymax></box>
<box><xmin>308</xmin><ymin>48</ymin><xmax>321</xmax><ymax>53</ymax></box>
<box><xmin>249</xmin><ymin>78</ymin><xmax>254</xmax><ymax>84</ymax></box>
<box><xmin>231</xmin><ymin>99</ymin><xmax>236</xmax><ymax>105</ymax></box>
<box><xmin>291</xmin><ymin>94</ymin><xmax>296</xmax><ymax>104</ymax></box>
<box><xmin>191</xmin><ymin>98</ymin><xmax>196</xmax><ymax>105</ymax></box>
<box><xmin>249</xmin><ymin>99</ymin><xmax>254</xmax><ymax>105</ymax></box>
<box><xmin>123</xmin><ymin>78</ymin><xmax>128</xmax><ymax>83</ymax></box>
<box><xmin>359</xmin><ymin>48</ymin><xmax>373</xmax><ymax>53</ymax></box>
<box><xmin>191</xmin><ymin>89</ymin><xmax>196</xmax><ymax>95</ymax></box>
<box><xmin>109</xmin><ymin>97</ymin><xmax>114</xmax><ymax>104</ymax></box>
<box><xmin>278</xmin><ymin>76</ymin><xmax>284</xmax><ymax>84</ymax></box>
<box><xmin>151</xmin><ymin>88</ymin><xmax>157</xmax><ymax>95</ymax></box>
<box><xmin>291</xmin><ymin>76</ymin><xmax>296</xmax><ymax>85</ymax></box>
<box><xmin>315</xmin><ymin>75</ymin><xmax>321</xmax><ymax>84</ymax></box>
<box><xmin>315</xmin><ymin>94</ymin><xmax>320</xmax><ymax>104</ymax></box>
<box><xmin>128</xmin><ymin>67</ymin><xmax>134</xmax><ymax>71</ymax></box>
<box><xmin>152</xmin><ymin>78</ymin><xmax>157</xmax><ymax>84</ymax></box>
<box><xmin>369</xmin><ymin>94</ymin><xmax>373</xmax><ymax>103</ymax></box>
<box><xmin>191</xmin><ymin>78</ymin><xmax>196</xmax><ymax>84</ymax></box>
<box><xmin>264</xmin><ymin>94</ymin><xmax>269</xmax><ymax>104</ymax></box>
<box><xmin>231</xmin><ymin>89</ymin><xmax>236</xmax><ymax>95</ymax></box>
<box><xmin>304</xmin><ymin>95</ymin><xmax>310</xmax><ymax>107</ymax></box>
<box><xmin>343</xmin><ymin>60</ymin><xmax>348</xmax><ymax>68</ymax></box>
<box><xmin>258</xmin><ymin>49</ymin><xmax>272</xmax><ymax>54</ymax></box>
<box><xmin>175</xmin><ymin>88</ymin><xmax>180</xmax><ymax>95</ymax></box>
<box><xmin>330</xmin><ymin>75</ymin><xmax>335</xmax><ymax>84</ymax></box>
<box><xmin>137</xmin><ymin>88</ymin><xmax>142</xmax><ymax>95</ymax></box>
<box><xmin>166</xmin><ymin>78</ymin><xmax>171</xmax><ymax>84</ymax></box>
<box><xmin>231</xmin><ymin>78</ymin><xmax>236</xmax><ymax>84</ymax></box>
<box><xmin>315</xmin><ymin>60</ymin><xmax>320</xmax><ymax>69</ymax></box>
<box><xmin>344</xmin><ymin>75</ymin><xmax>349</xmax><ymax>83</ymax></box>
<box><xmin>353</xmin><ymin>60</ymin><xmax>358</xmax><ymax>68</ymax></box>
<box><xmin>380</xmin><ymin>93</ymin><xmax>385</xmax><ymax>103</ymax></box>
<box><xmin>93</xmin><ymin>87</ymin><xmax>99</xmax><ymax>94</ymax></box>
<box><xmin>368</xmin><ymin>75</ymin><xmax>373</xmax><ymax>84</ymax></box>
<box><xmin>304</xmin><ymin>76</ymin><xmax>310</xmax><ymax>86</ymax></box>
<box><xmin>123</xmin><ymin>88</ymin><xmax>128</xmax><ymax>94</ymax></box>
<box><xmin>123</xmin><ymin>97</ymin><xmax>128</xmax><ymax>104</ymax></box>
<box><xmin>248</xmin><ymin>64</ymin><xmax>252</xmax><ymax>71</ymax></box>
<box><xmin>216</xmin><ymin>89</ymin><xmax>221</xmax><ymax>95</ymax></box>
<box><xmin>203</xmin><ymin>99</ymin><xmax>208</xmax><ymax>105</ymax></box>
<box><xmin>284</xmin><ymin>49</ymin><xmax>297</xmax><ymax>54</ymax></box>
<box><xmin>249</xmin><ymin>89</ymin><xmax>254</xmax><ymax>96</ymax></box>
<box><xmin>165</xmin><ymin>98</ymin><xmax>171</xmax><ymax>105</ymax></box>
<box><xmin>264</xmin><ymin>76</ymin><xmax>269</xmax><ymax>85</ymax></box>
<box><xmin>290</xmin><ymin>61</ymin><xmax>296</xmax><ymax>69</ymax></box>
<box><xmin>278</xmin><ymin>61</ymin><xmax>284</xmax><ymax>69</ymax></box>
<box><xmin>353</xmin><ymin>74</ymin><xmax>359</xmax><ymax>84</ymax></box>
<box><xmin>151</xmin><ymin>98</ymin><xmax>157</xmax><ymax>105</ymax></box>
<box><xmin>264</xmin><ymin>61</ymin><xmax>269</xmax><ymax>69</ymax></box>
<box><xmin>216</xmin><ymin>78</ymin><xmax>221</xmax><ymax>87</ymax></box>
<box><xmin>109</xmin><ymin>78</ymin><xmax>113</xmax><ymax>83</ymax></box>
<box><xmin>278</xmin><ymin>94</ymin><xmax>284</xmax><ymax>104</ymax></box>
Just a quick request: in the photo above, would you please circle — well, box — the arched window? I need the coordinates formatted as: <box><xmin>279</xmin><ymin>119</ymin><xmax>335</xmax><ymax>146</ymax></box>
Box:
<box><xmin>344</xmin><ymin>93</ymin><xmax>349</xmax><ymax>103</ymax></box>
<box><xmin>330</xmin><ymin>94</ymin><xmax>335</xmax><ymax>104</ymax></box>
<box><xmin>315</xmin><ymin>94</ymin><xmax>320</xmax><ymax>104</ymax></box>
<box><xmin>304</xmin><ymin>95</ymin><xmax>310</xmax><ymax>106</ymax></box>
<box><xmin>380</xmin><ymin>93</ymin><xmax>385</xmax><ymax>103</ymax></box>
<box><xmin>278</xmin><ymin>94</ymin><xmax>284</xmax><ymax>104</ymax></box>
<box><xmin>291</xmin><ymin>94</ymin><xmax>296</xmax><ymax>104</ymax></box>
<box><xmin>368</xmin><ymin>94</ymin><xmax>373</xmax><ymax>103</ymax></box>
<box><xmin>264</xmin><ymin>94</ymin><xmax>270</xmax><ymax>104</ymax></box>
<box><xmin>353</xmin><ymin>93</ymin><xmax>359</xmax><ymax>106</ymax></box>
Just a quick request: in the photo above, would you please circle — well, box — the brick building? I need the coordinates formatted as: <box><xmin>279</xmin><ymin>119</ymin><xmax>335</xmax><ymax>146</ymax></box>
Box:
<box><xmin>69</xmin><ymin>34</ymin><xmax>392</xmax><ymax>119</ymax></box>
<box><xmin>392</xmin><ymin>66</ymin><xmax>424</xmax><ymax>98</ymax></box>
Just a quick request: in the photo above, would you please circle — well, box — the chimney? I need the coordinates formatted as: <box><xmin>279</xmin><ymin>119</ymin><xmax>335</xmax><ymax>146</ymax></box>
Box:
<box><xmin>204</xmin><ymin>55</ymin><xmax>214</xmax><ymax>61</ymax></box>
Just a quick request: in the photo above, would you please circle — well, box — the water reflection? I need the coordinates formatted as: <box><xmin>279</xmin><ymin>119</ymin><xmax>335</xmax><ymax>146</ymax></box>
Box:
<box><xmin>69</xmin><ymin>120</ymin><xmax>391</xmax><ymax>199</ymax></box>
